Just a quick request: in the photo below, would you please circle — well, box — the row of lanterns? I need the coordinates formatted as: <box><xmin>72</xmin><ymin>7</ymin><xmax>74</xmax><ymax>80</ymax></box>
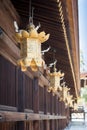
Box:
<box><xmin>48</xmin><ymin>64</ymin><xmax>78</xmax><ymax>110</ymax></box>
<box><xmin>14</xmin><ymin>7</ymin><xmax>78</xmax><ymax>110</ymax></box>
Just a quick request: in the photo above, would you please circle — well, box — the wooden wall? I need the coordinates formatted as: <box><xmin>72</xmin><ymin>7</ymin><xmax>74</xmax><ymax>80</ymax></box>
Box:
<box><xmin>0</xmin><ymin>55</ymin><xmax>70</xmax><ymax>130</ymax></box>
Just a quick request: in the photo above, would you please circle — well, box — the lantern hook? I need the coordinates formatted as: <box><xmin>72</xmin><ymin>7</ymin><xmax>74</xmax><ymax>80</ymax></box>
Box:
<box><xmin>42</xmin><ymin>46</ymin><xmax>51</xmax><ymax>55</ymax></box>
<box><xmin>48</xmin><ymin>59</ymin><xmax>57</xmax><ymax>68</ymax></box>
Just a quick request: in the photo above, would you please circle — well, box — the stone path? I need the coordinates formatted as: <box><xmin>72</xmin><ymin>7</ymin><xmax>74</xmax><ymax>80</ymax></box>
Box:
<box><xmin>64</xmin><ymin>122</ymin><xmax>87</xmax><ymax>130</ymax></box>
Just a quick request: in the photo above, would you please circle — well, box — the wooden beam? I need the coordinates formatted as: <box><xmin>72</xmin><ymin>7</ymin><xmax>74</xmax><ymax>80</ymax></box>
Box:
<box><xmin>0</xmin><ymin>105</ymin><xmax>17</xmax><ymax>112</ymax></box>
<box><xmin>63</xmin><ymin>0</ymin><xmax>80</xmax><ymax>96</ymax></box>
<box><xmin>0</xmin><ymin>111</ymin><xmax>25</xmax><ymax>122</ymax></box>
<box><xmin>0</xmin><ymin>111</ymin><xmax>66</xmax><ymax>122</ymax></box>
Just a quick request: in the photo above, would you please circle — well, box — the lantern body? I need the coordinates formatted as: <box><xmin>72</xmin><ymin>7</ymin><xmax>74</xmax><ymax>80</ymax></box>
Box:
<box><xmin>18</xmin><ymin>38</ymin><xmax>44</xmax><ymax>71</ymax></box>
<box><xmin>49</xmin><ymin>75</ymin><xmax>60</xmax><ymax>93</ymax></box>
<box><xmin>63</xmin><ymin>87</ymin><xmax>70</xmax><ymax>102</ymax></box>
<box><xmin>48</xmin><ymin>70</ymin><xmax>64</xmax><ymax>94</ymax></box>
<box><xmin>67</xmin><ymin>94</ymin><xmax>73</xmax><ymax>107</ymax></box>
<box><xmin>74</xmin><ymin>103</ymin><xmax>78</xmax><ymax>110</ymax></box>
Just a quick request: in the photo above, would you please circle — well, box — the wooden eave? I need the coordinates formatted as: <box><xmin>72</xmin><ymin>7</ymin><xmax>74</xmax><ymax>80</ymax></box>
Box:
<box><xmin>64</xmin><ymin>0</ymin><xmax>80</xmax><ymax>97</ymax></box>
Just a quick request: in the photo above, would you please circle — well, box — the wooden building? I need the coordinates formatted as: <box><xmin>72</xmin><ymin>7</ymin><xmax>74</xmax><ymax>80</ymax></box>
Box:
<box><xmin>80</xmin><ymin>73</ymin><xmax>87</xmax><ymax>87</ymax></box>
<box><xmin>0</xmin><ymin>0</ymin><xmax>80</xmax><ymax>129</ymax></box>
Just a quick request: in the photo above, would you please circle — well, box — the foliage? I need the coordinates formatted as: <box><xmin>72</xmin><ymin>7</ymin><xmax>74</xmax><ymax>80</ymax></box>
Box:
<box><xmin>81</xmin><ymin>87</ymin><xmax>87</xmax><ymax>102</ymax></box>
<box><xmin>80</xmin><ymin>50</ymin><xmax>86</xmax><ymax>72</ymax></box>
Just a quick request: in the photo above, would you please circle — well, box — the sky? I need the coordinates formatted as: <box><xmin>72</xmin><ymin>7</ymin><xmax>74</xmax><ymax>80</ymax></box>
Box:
<box><xmin>78</xmin><ymin>0</ymin><xmax>87</xmax><ymax>72</ymax></box>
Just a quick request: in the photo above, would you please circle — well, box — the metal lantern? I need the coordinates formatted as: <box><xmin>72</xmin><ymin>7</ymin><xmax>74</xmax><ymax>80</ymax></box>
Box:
<box><xmin>73</xmin><ymin>103</ymin><xmax>78</xmax><ymax>110</ymax></box>
<box><xmin>63</xmin><ymin>86</ymin><xmax>70</xmax><ymax>102</ymax></box>
<box><xmin>59</xmin><ymin>85</ymin><xmax>70</xmax><ymax>102</ymax></box>
<box><xmin>48</xmin><ymin>68</ymin><xmax>64</xmax><ymax>95</ymax></box>
<box><xmin>15</xmin><ymin>24</ymin><xmax>50</xmax><ymax>71</ymax></box>
<box><xmin>67</xmin><ymin>92</ymin><xmax>74</xmax><ymax>107</ymax></box>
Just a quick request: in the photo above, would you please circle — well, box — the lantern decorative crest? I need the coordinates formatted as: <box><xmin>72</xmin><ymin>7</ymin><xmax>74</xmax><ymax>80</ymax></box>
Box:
<box><xmin>59</xmin><ymin>85</ymin><xmax>70</xmax><ymax>102</ymax></box>
<box><xmin>48</xmin><ymin>66</ymin><xmax>64</xmax><ymax>95</ymax></box>
<box><xmin>67</xmin><ymin>92</ymin><xmax>74</xmax><ymax>107</ymax></box>
<box><xmin>59</xmin><ymin>81</ymin><xmax>70</xmax><ymax>102</ymax></box>
<box><xmin>73</xmin><ymin>103</ymin><xmax>78</xmax><ymax>110</ymax></box>
<box><xmin>63</xmin><ymin>86</ymin><xmax>70</xmax><ymax>102</ymax></box>
<box><xmin>14</xmin><ymin>6</ymin><xmax>50</xmax><ymax>71</ymax></box>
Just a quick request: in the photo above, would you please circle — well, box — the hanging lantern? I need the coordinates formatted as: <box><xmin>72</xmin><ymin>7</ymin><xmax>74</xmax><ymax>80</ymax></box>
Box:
<box><xmin>66</xmin><ymin>92</ymin><xmax>74</xmax><ymax>107</ymax></box>
<box><xmin>59</xmin><ymin>84</ymin><xmax>70</xmax><ymax>102</ymax></box>
<box><xmin>48</xmin><ymin>68</ymin><xmax>64</xmax><ymax>95</ymax></box>
<box><xmin>69</xmin><ymin>99</ymin><xmax>74</xmax><ymax>108</ymax></box>
<box><xmin>63</xmin><ymin>86</ymin><xmax>70</xmax><ymax>102</ymax></box>
<box><xmin>73</xmin><ymin>103</ymin><xmax>78</xmax><ymax>111</ymax></box>
<box><xmin>15</xmin><ymin>24</ymin><xmax>50</xmax><ymax>71</ymax></box>
<box><xmin>14</xmin><ymin>0</ymin><xmax>50</xmax><ymax>72</ymax></box>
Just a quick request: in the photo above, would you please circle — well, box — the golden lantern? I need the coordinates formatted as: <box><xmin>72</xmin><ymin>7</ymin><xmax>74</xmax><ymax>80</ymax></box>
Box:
<box><xmin>15</xmin><ymin>23</ymin><xmax>50</xmax><ymax>71</ymax></box>
<box><xmin>48</xmin><ymin>68</ymin><xmax>64</xmax><ymax>95</ymax></box>
<box><xmin>66</xmin><ymin>92</ymin><xmax>74</xmax><ymax>107</ymax></box>
<box><xmin>73</xmin><ymin>103</ymin><xmax>78</xmax><ymax>110</ymax></box>
<box><xmin>69</xmin><ymin>99</ymin><xmax>74</xmax><ymax>108</ymax></box>
<box><xmin>59</xmin><ymin>83</ymin><xmax>70</xmax><ymax>102</ymax></box>
<box><xmin>62</xmin><ymin>86</ymin><xmax>70</xmax><ymax>102</ymax></box>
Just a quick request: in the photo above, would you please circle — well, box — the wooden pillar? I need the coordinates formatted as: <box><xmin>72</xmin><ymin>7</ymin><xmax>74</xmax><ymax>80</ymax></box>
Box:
<box><xmin>17</xmin><ymin>121</ymin><xmax>25</xmax><ymax>130</ymax></box>
<box><xmin>56</xmin><ymin>120</ymin><xmax>58</xmax><ymax>130</ymax></box>
<box><xmin>44</xmin><ymin>120</ymin><xmax>50</xmax><ymax>130</ymax></box>
<box><xmin>44</xmin><ymin>87</ymin><xmax>50</xmax><ymax>130</ymax></box>
<box><xmin>51</xmin><ymin>120</ymin><xmax>54</xmax><ymax>130</ymax></box>
<box><xmin>58</xmin><ymin>101</ymin><xmax>62</xmax><ymax>130</ymax></box>
<box><xmin>33</xmin><ymin>77</ymin><xmax>40</xmax><ymax>130</ymax></box>
<box><xmin>33</xmin><ymin>77</ymin><xmax>39</xmax><ymax>113</ymax></box>
<box><xmin>55</xmin><ymin>96</ymin><xmax>57</xmax><ymax>115</ymax></box>
<box><xmin>16</xmin><ymin>67</ymin><xmax>25</xmax><ymax>112</ymax></box>
<box><xmin>44</xmin><ymin>87</ymin><xmax>47</xmax><ymax>114</ymax></box>
<box><xmin>50</xmin><ymin>92</ymin><xmax>53</xmax><ymax>114</ymax></box>
<box><xmin>33</xmin><ymin>121</ymin><xmax>40</xmax><ymax>130</ymax></box>
<box><xmin>16</xmin><ymin>67</ymin><xmax>25</xmax><ymax>130</ymax></box>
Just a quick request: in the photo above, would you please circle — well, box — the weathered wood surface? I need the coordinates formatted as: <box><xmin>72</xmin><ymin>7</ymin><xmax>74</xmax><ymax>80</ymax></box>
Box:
<box><xmin>0</xmin><ymin>56</ymin><xmax>17</xmax><ymax>107</ymax></box>
<box><xmin>0</xmin><ymin>105</ymin><xmax>17</xmax><ymax>112</ymax></box>
<box><xmin>0</xmin><ymin>111</ymin><xmax>66</xmax><ymax>122</ymax></box>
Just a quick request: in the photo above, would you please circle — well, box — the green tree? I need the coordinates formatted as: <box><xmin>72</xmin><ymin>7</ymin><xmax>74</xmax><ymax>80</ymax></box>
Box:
<box><xmin>81</xmin><ymin>87</ymin><xmax>87</xmax><ymax>103</ymax></box>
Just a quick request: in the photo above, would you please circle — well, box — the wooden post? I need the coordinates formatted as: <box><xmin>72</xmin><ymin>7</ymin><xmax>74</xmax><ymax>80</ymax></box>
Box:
<box><xmin>44</xmin><ymin>87</ymin><xmax>47</xmax><ymax>114</ymax></box>
<box><xmin>44</xmin><ymin>87</ymin><xmax>50</xmax><ymax>130</ymax></box>
<box><xmin>44</xmin><ymin>120</ymin><xmax>50</xmax><ymax>130</ymax></box>
<box><xmin>16</xmin><ymin>67</ymin><xmax>25</xmax><ymax>130</ymax></box>
<box><xmin>33</xmin><ymin>78</ymin><xmax>40</xmax><ymax>130</ymax></box>
<box><xmin>33</xmin><ymin>77</ymin><xmax>39</xmax><ymax>113</ymax></box>
<box><xmin>51</xmin><ymin>92</ymin><xmax>53</xmax><ymax>114</ymax></box>
<box><xmin>16</xmin><ymin>67</ymin><xmax>25</xmax><ymax>112</ymax></box>
<box><xmin>17</xmin><ymin>121</ymin><xmax>26</xmax><ymax>130</ymax></box>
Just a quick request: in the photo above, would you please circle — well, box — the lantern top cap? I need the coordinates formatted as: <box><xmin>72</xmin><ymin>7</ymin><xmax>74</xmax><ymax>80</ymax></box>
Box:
<box><xmin>50</xmin><ymin>69</ymin><xmax>64</xmax><ymax>77</ymax></box>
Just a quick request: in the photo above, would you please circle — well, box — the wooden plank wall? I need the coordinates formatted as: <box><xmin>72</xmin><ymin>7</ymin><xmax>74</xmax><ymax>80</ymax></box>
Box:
<box><xmin>0</xmin><ymin>56</ymin><xmax>16</xmax><ymax>108</ymax></box>
<box><xmin>0</xmin><ymin>55</ymin><xmax>70</xmax><ymax>130</ymax></box>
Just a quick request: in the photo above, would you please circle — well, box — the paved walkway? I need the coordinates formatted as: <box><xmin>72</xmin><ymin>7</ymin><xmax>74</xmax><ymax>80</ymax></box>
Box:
<box><xmin>64</xmin><ymin>122</ymin><xmax>87</xmax><ymax>130</ymax></box>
